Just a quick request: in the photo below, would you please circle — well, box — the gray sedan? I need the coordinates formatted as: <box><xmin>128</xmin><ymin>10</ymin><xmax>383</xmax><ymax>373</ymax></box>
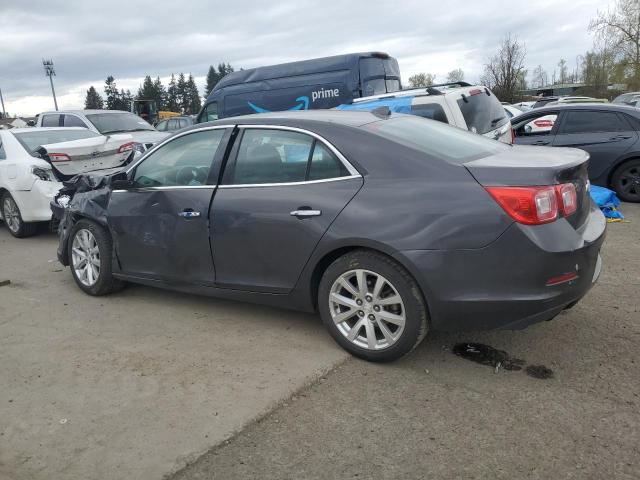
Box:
<box><xmin>53</xmin><ymin>110</ymin><xmax>606</xmax><ymax>362</ymax></box>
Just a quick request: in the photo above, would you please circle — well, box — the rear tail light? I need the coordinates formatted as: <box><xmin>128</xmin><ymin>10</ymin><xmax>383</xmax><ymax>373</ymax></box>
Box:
<box><xmin>533</xmin><ymin>119</ymin><xmax>554</xmax><ymax>128</ymax></box>
<box><xmin>556</xmin><ymin>183</ymin><xmax>577</xmax><ymax>217</ymax></box>
<box><xmin>485</xmin><ymin>186</ymin><xmax>558</xmax><ymax>225</ymax></box>
<box><xmin>510</xmin><ymin>128</ymin><xmax>515</xmax><ymax>144</ymax></box>
<box><xmin>546</xmin><ymin>272</ymin><xmax>579</xmax><ymax>286</ymax></box>
<box><xmin>48</xmin><ymin>153</ymin><xmax>71</xmax><ymax>162</ymax></box>
<box><xmin>486</xmin><ymin>182</ymin><xmax>579</xmax><ymax>225</ymax></box>
<box><xmin>117</xmin><ymin>142</ymin><xmax>135</xmax><ymax>154</ymax></box>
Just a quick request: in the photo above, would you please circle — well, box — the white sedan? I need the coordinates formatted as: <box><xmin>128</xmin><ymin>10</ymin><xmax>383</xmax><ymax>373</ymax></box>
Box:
<box><xmin>0</xmin><ymin>127</ymin><xmax>132</xmax><ymax>237</ymax></box>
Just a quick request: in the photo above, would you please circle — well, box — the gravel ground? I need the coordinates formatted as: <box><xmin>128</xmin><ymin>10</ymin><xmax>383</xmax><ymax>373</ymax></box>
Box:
<box><xmin>171</xmin><ymin>203</ymin><xmax>640</xmax><ymax>480</ymax></box>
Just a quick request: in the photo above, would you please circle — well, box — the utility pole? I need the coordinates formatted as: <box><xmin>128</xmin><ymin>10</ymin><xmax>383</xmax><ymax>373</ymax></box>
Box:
<box><xmin>0</xmin><ymin>85</ymin><xmax>6</xmax><ymax>119</ymax></box>
<box><xmin>42</xmin><ymin>59</ymin><xmax>58</xmax><ymax>111</ymax></box>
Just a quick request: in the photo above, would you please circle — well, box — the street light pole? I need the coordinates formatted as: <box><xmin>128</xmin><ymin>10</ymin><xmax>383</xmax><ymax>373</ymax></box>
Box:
<box><xmin>0</xmin><ymin>85</ymin><xmax>6</xmax><ymax>119</ymax></box>
<box><xmin>42</xmin><ymin>59</ymin><xmax>58</xmax><ymax>111</ymax></box>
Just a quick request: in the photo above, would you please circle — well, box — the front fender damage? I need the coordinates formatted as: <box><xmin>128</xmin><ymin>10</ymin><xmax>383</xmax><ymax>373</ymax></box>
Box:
<box><xmin>53</xmin><ymin>173</ymin><xmax>116</xmax><ymax>266</ymax></box>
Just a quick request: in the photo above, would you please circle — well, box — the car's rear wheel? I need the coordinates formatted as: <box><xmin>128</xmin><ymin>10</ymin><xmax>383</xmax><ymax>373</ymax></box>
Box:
<box><xmin>68</xmin><ymin>219</ymin><xmax>124</xmax><ymax>296</ymax></box>
<box><xmin>2</xmin><ymin>192</ymin><xmax>38</xmax><ymax>238</ymax></box>
<box><xmin>611</xmin><ymin>159</ymin><xmax>640</xmax><ymax>203</ymax></box>
<box><xmin>318</xmin><ymin>250</ymin><xmax>429</xmax><ymax>362</ymax></box>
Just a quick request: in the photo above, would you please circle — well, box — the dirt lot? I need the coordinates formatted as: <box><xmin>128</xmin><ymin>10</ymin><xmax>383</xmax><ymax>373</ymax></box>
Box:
<box><xmin>1</xmin><ymin>204</ymin><xmax>639</xmax><ymax>480</ymax></box>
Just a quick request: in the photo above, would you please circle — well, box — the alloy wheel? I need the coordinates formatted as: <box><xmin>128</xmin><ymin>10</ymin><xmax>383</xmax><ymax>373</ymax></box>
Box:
<box><xmin>71</xmin><ymin>229</ymin><xmax>101</xmax><ymax>287</ymax></box>
<box><xmin>329</xmin><ymin>269</ymin><xmax>406</xmax><ymax>350</ymax></box>
<box><xmin>618</xmin><ymin>164</ymin><xmax>640</xmax><ymax>200</ymax></box>
<box><xmin>3</xmin><ymin>196</ymin><xmax>21</xmax><ymax>233</ymax></box>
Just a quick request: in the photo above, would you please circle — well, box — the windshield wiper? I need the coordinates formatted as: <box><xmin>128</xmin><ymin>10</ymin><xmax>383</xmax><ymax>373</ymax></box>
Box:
<box><xmin>100</xmin><ymin>129</ymin><xmax>128</xmax><ymax>134</ymax></box>
<box><xmin>490</xmin><ymin>116</ymin><xmax>506</xmax><ymax>125</ymax></box>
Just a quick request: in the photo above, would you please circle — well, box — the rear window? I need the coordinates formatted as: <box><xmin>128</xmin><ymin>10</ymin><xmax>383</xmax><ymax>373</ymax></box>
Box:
<box><xmin>13</xmin><ymin>130</ymin><xmax>100</xmax><ymax>153</ymax></box>
<box><xmin>363</xmin><ymin>115</ymin><xmax>507</xmax><ymax>164</ymax></box>
<box><xmin>85</xmin><ymin>113</ymin><xmax>154</xmax><ymax>134</ymax></box>
<box><xmin>456</xmin><ymin>90</ymin><xmax>509</xmax><ymax>134</ymax></box>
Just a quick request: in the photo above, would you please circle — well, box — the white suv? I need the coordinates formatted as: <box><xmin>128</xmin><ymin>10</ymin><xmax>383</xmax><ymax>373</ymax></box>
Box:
<box><xmin>338</xmin><ymin>82</ymin><xmax>513</xmax><ymax>143</ymax></box>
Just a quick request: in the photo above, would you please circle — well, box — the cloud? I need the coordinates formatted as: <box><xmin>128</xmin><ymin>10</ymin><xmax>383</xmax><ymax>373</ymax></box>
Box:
<box><xmin>0</xmin><ymin>0</ymin><xmax>615</xmax><ymax>116</ymax></box>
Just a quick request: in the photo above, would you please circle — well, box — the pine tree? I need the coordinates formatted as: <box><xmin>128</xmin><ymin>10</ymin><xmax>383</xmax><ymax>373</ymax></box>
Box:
<box><xmin>176</xmin><ymin>73</ymin><xmax>188</xmax><ymax>113</ymax></box>
<box><xmin>137</xmin><ymin>75</ymin><xmax>155</xmax><ymax>101</ymax></box>
<box><xmin>186</xmin><ymin>74</ymin><xmax>202</xmax><ymax>114</ymax></box>
<box><xmin>166</xmin><ymin>74</ymin><xmax>179</xmax><ymax>112</ymax></box>
<box><xmin>120</xmin><ymin>89</ymin><xmax>133</xmax><ymax>112</ymax></box>
<box><xmin>152</xmin><ymin>76</ymin><xmax>166</xmax><ymax>110</ymax></box>
<box><xmin>104</xmin><ymin>76</ymin><xmax>120</xmax><ymax>110</ymax></box>
<box><xmin>84</xmin><ymin>86</ymin><xmax>104</xmax><ymax>109</ymax></box>
<box><xmin>205</xmin><ymin>65</ymin><xmax>218</xmax><ymax>96</ymax></box>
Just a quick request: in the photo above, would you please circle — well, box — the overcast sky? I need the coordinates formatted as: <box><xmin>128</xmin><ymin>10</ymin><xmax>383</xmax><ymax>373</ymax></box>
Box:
<box><xmin>0</xmin><ymin>0</ymin><xmax>615</xmax><ymax>116</ymax></box>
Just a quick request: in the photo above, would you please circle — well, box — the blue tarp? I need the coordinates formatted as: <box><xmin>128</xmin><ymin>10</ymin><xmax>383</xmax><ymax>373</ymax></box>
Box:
<box><xmin>336</xmin><ymin>96</ymin><xmax>414</xmax><ymax>114</ymax></box>
<box><xmin>590</xmin><ymin>185</ymin><xmax>624</xmax><ymax>220</ymax></box>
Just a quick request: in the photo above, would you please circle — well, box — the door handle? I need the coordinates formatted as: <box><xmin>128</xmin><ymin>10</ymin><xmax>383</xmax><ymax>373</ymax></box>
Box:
<box><xmin>290</xmin><ymin>209</ymin><xmax>322</xmax><ymax>218</ymax></box>
<box><xmin>178</xmin><ymin>209</ymin><xmax>201</xmax><ymax>219</ymax></box>
<box><xmin>609</xmin><ymin>135</ymin><xmax>631</xmax><ymax>141</ymax></box>
<box><xmin>533</xmin><ymin>140</ymin><xmax>550</xmax><ymax>146</ymax></box>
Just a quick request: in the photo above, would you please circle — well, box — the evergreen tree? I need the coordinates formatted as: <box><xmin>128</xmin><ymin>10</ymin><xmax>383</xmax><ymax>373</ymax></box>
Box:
<box><xmin>84</xmin><ymin>86</ymin><xmax>104</xmax><ymax>109</ymax></box>
<box><xmin>186</xmin><ymin>74</ymin><xmax>201</xmax><ymax>114</ymax></box>
<box><xmin>137</xmin><ymin>75</ymin><xmax>155</xmax><ymax>101</ymax></box>
<box><xmin>205</xmin><ymin>65</ymin><xmax>218</xmax><ymax>96</ymax></box>
<box><xmin>166</xmin><ymin>74</ymin><xmax>179</xmax><ymax>112</ymax></box>
<box><xmin>120</xmin><ymin>89</ymin><xmax>133</xmax><ymax>112</ymax></box>
<box><xmin>176</xmin><ymin>72</ymin><xmax>188</xmax><ymax>113</ymax></box>
<box><xmin>104</xmin><ymin>76</ymin><xmax>120</xmax><ymax>110</ymax></box>
<box><xmin>152</xmin><ymin>76</ymin><xmax>166</xmax><ymax>110</ymax></box>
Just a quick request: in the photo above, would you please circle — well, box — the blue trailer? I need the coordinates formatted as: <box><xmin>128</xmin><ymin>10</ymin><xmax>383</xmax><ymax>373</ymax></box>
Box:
<box><xmin>197</xmin><ymin>52</ymin><xmax>402</xmax><ymax>121</ymax></box>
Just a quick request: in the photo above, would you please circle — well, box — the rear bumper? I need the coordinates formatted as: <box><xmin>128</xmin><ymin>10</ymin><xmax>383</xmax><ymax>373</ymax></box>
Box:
<box><xmin>11</xmin><ymin>181</ymin><xmax>61</xmax><ymax>222</ymax></box>
<box><xmin>395</xmin><ymin>204</ymin><xmax>606</xmax><ymax>332</ymax></box>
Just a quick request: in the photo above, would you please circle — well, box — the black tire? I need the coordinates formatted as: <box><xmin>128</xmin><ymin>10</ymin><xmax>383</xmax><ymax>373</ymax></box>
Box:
<box><xmin>67</xmin><ymin>219</ymin><xmax>124</xmax><ymax>296</ymax></box>
<box><xmin>318</xmin><ymin>249</ymin><xmax>429</xmax><ymax>362</ymax></box>
<box><xmin>1</xmin><ymin>192</ymin><xmax>38</xmax><ymax>238</ymax></box>
<box><xmin>611</xmin><ymin>159</ymin><xmax>640</xmax><ymax>203</ymax></box>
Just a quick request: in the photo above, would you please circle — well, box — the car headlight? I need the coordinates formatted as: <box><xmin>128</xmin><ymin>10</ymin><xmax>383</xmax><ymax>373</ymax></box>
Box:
<box><xmin>31</xmin><ymin>166</ymin><xmax>55</xmax><ymax>182</ymax></box>
<box><xmin>56</xmin><ymin>194</ymin><xmax>71</xmax><ymax>208</ymax></box>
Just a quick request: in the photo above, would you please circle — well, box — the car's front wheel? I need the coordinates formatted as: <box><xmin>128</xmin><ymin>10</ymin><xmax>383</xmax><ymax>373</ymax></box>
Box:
<box><xmin>318</xmin><ymin>250</ymin><xmax>429</xmax><ymax>362</ymax></box>
<box><xmin>68</xmin><ymin>219</ymin><xmax>124</xmax><ymax>296</ymax></box>
<box><xmin>1</xmin><ymin>192</ymin><xmax>38</xmax><ymax>238</ymax></box>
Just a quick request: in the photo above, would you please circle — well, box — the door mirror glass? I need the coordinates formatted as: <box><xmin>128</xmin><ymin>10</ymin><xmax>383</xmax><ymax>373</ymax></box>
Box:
<box><xmin>514</xmin><ymin>113</ymin><xmax>557</xmax><ymax>137</ymax></box>
<box><xmin>132</xmin><ymin>129</ymin><xmax>224</xmax><ymax>188</ymax></box>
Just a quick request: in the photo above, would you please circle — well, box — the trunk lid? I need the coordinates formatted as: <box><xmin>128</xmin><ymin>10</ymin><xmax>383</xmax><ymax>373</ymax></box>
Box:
<box><xmin>464</xmin><ymin>145</ymin><xmax>591</xmax><ymax>228</ymax></box>
<box><xmin>38</xmin><ymin>134</ymin><xmax>133</xmax><ymax>180</ymax></box>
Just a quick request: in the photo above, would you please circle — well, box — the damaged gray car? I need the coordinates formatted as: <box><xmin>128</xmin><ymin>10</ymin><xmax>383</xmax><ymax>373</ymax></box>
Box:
<box><xmin>53</xmin><ymin>110</ymin><xmax>605</xmax><ymax>362</ymax></box>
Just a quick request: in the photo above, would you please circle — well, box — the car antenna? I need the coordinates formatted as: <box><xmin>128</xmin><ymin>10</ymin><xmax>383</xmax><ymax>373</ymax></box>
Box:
<box><xmin>371</xmin><ymin>106</ymin><xmax>392</xmax><ymax>119</ymax></box>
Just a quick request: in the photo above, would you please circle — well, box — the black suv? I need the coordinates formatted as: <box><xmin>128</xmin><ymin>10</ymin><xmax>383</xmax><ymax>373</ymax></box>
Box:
<box><xmin>512</xmin><ymin>103</ymin><xmax>640</xmax><ymax>202</ymax></box>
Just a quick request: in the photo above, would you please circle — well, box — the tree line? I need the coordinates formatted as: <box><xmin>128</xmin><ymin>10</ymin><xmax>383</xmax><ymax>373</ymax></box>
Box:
<box><xmin>407</xmin><ymin>0</ymin><xmax>639</xmax><ymax>103</ymax></box>
<box><xmin>84</xmin><ymin>63</ymin><xmax>237</xmax><ymax>114</ymax></box>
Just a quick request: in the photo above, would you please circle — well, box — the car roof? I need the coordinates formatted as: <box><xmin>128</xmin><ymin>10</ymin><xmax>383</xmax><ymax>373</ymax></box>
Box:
<box><xmin>39</xmin><ymin>110</ymin><xmax>130</xmax><ymax>115</ymax></box>
<box><xmin>352</xmin><ymin>82</ymin><xmax>482</xmax><ymax>103</ymax></box>
<box><xmin>526</xmin><ymin>103</ymin><xmax>640</xmax><ymax>115</ymax></box>
<box><xmin>7</xmin><ymin>127</ymin><xmax>93</xmax><ymax>133</ymax></box>
<box><xmin>205</xmin><ymin>109</ymin><xmax>388</xmax><ymax>129</ymax></box>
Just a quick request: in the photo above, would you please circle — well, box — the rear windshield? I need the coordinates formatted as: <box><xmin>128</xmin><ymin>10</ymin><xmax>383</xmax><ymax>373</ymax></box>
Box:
<box><xmin>86</xmin><ymin>113</ymin><xmax>155</xmax><ymax>134</ymax></box>
<box><xmin>363</xmin><ymin>115</ymin><xmax>507</xmax><ymax>164</ymax></box>
<box><xmin>457</xmin><ymin>90</ymin><xmax>509</xmax><ymax>134</ymax></box>
<box><xmin>13</xmin><ymin>130</ymin><xmax>100</xmax><ymax>153</ymax></box>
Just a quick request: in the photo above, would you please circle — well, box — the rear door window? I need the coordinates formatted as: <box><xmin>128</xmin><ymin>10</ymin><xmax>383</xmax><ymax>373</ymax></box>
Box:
<box><xmin>63</xmin><ymin>115</ymin><xmax>88</xmax><ymax>127</ymax></box>
<box><xmin>41</xmin><ymin>114</ymin><xmax>61</xmax><ymax>127</ymax></box>
<box><xmin>224</xmin><ymin>129</ymin><xmax>350</xmax><ymax>185</ymax></box>
<box><xmin>411</xmin><ymin>103</ymin><xmax>448</xmax><ymax>123</ymax></box>
<box><xmin>559</xmin><ymin>111</ymin><xmax>629</xmax><ymax>134</ymax></box>
<box><xmin>155</xmin><ymin>120</ymin><xmax>168</xmax><ymax>131</ymax></box>
<box><xmin>456</xmin><ymin>90</ymin><xmax>509</xmax><ymax>134</ymax></box>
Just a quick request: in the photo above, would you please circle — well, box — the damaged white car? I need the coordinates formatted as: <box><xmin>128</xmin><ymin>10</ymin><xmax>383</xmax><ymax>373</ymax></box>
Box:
<box><xmin>0</xmin><ymin>127</ymin><xmax>132</xmax><ymax>237</ymax></box>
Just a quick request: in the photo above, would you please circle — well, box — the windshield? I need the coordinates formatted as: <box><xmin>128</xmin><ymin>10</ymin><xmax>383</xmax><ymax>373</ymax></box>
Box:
<box><xmin>363</xmin><ymin>115</ymin><xmax>507</xmax><ymax>164</ymax></box>
<box><xmin>86</xmin><ymin>113</ymin><xmax>155</xmax><ymax>134</ymax></box>
<box><xmin>457</xmin><ymin>90</ymin><xmax>509</xmax><ymax>134</ymax></box>
<box><xmin>13</xmin><ymin>129</ymin><xmax>100</xmax><ymax>154</ymax></box>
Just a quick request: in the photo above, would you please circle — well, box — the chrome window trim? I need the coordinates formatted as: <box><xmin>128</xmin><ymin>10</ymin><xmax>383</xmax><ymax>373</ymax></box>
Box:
<box><xmin>218</xmin><ymin>175</ymin><xmax>361</xmax><ymax>189</ymax></box>
<box><xmin>235</xmin><ymin>124</ymin><xmax>360</xmax><ymax>177</ymax></box>
<box><xmin>112</xmin><ymin>185</ymin><xmax>216</xmax><ymax>193</ymax></box>
<box><xmin>125</xmin><ymin>125</ymin><xmax>233</xmax><ymax>174</ymax></box>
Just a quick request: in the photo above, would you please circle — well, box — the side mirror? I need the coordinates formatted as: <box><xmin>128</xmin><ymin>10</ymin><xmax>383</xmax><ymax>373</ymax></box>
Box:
<box><xmin>524</xmin><ymin>124</ymin><xmax>532</xmax><ymax>134</ymax></box>
<box><xmin>110</xmin><ymin>171</ymin><xmax>134</xmax><ymax>189</ymax></box>
<box><xmin>27</xmin><ymin>120</ymin><xmax>36</xmax><ymax>127</ymax></box>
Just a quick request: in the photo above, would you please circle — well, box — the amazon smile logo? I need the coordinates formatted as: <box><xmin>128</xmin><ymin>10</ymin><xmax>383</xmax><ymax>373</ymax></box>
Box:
<box><xmin>247</xmin><ymin>87</ymin><xmax>341</xmax><ymax>113</ymax></box>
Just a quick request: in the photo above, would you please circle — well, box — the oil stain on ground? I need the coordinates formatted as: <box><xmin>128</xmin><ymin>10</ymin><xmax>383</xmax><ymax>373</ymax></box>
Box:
<box><xmin>452</xmin><ymin>343</ymin><xmax>553</xmax><ymax>379</ymax></box>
